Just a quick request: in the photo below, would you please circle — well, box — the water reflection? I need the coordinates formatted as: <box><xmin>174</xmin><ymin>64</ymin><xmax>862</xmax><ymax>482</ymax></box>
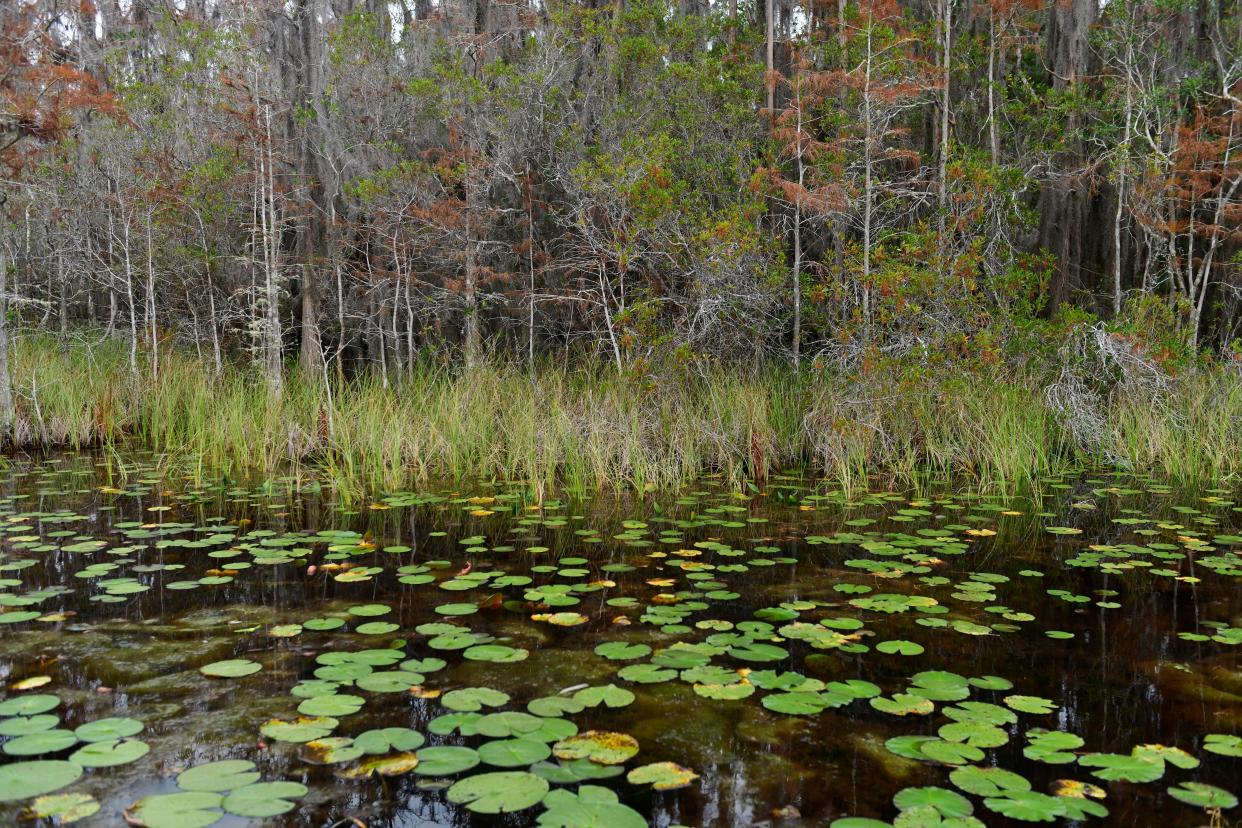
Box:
<box><xmin>0</xmin><ymin>457</ymin><xmax>1237</xmax><ymax>826</ymax></box>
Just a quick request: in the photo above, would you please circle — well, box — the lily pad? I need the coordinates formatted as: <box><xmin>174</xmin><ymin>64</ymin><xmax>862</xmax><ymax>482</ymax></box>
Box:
<box><xmin>538</xmin><ymin>785</ymin><xmax>646</xmax><ymax>827</ymax></box>
<box><xmin>594</xmin><ymin>642</ymin><xmax>652</xmax><ymax>661</ymax></box>
<box><xmin>2</xmin><ymin>730</ymin><xmax>78</xmax><ymax>756</ymax></box>
<box><xmin>221</xmin><ymin>781</ymin><xmax>308</xmax><ymax>817</ymax></box>
<box><xmin>0</xmin><ymin>760</ymin><xmax>83</xmax><ymax>803</ymax></box>
<box><xmin>414</xmin><ymin>746</ymin><xmax>481</xmax><ymax>776</ymax></box>
<box><xmin>893</xmin><ymin>786</ymin><xmax>973</xmax><ymax>818</ymax></box>
<box><xmin>627</xmin><ymin>761</ymin><xmax>699</xmax><ymax>790</ymax></box>
<box><xmin>355</xmin><ymin>727</ymin><xmax>425</xmax><ymax>754</ymax></box>
<box><xmin>442</xmin><ymin>687</ymin><xmax>510</xmax><ymax>712</ymax></box>
<box><xmin>446</xmin><ymin>770</ymin><xmax>549</xmax><ymax>814</ymax></box>
<box><xmin>1167</xmin><ymin>782</ymin><xmax>1237</xmax><ymax>810</ymax></box>
<box><xmin>0</xmin><ymin>695</ymin><xmax>60</xmax><ymax>717</ymax></box>
<box><xmin>128</xmin><ymin>792</ymin><xmax>224</xmax><ymax>828</ymax></box>
<box><xmin>260</xmin><ymin>717</ymin><xmax>338</xmax><ymax>743</ymax></box>
<box><xmin>68</xmin><ymin>738</ymin><xmax>148</xmax><ymax>768</ymax></box>
<box><xmin>297</xmin><ymin>694</ymin><xmax>365</xmax><ymax>717</ymax></box>
<box><xmin>478</xmin><ymin>738</ymin><xmax>552</xmax><ymax>767</ymax></box>
<box><xmin>553</xmin><ymin>731</ymin><xmax>639</xmax><ymax>765</ymax></box>
<box><xmin>983</xmin><ymin>791</ymin><xmax>1068</xmax><ymax>821</ymax></box>
<box><xmin>28</xmin><ymin>792</ymin><xmax>99</xmax><ymax>823</ymax></box>
<box><xmin>199</xmin><ymin>659</ymin><xmax>261</xmax><ymax>679</ymax></box>
<box><xmin>75</xmin><ymin>717</ymin><xmax>144</xmax><ymax>742</ymax></box>
<box><xmin>949</xmin><ymin>765</ymin><xmax>1031</xmax><ymax>797</ymax></box>
<box><xmin>1204</xmin><ymin>734</ymin><xmax>1242</xmax><ymax>757</ymax></box>
<box><xmin>573</xmin><ymin>684</ymin><xmax>635</xmax><ymax>709</ymax></box>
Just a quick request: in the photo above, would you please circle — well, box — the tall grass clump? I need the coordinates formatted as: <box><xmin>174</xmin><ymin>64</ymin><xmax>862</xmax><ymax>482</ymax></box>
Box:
<box><xmin>8</xmin><ymin>333</ymin><xmax>1241</xmax><ymax>494</ymax></box>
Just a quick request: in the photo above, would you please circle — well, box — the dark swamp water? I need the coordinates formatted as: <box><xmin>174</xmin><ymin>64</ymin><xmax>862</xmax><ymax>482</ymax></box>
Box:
<box><xmin>0</xmin><ymin>454</ymin><xmax>1239</xmax><ymax>827</ymax></box>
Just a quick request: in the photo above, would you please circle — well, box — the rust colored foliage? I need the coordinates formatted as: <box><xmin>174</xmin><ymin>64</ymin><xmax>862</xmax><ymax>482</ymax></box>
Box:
<box><xmin>1</xmin><ymin>3</ymin><xmax>118</xmax><ymax>174</ymax></box>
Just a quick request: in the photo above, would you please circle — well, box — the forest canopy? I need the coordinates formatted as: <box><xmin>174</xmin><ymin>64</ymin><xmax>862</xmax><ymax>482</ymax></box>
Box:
<box><xmin>0</xmin><ymin>0</ymin><xmax>1239</xmax><ymax>399</ymax></box>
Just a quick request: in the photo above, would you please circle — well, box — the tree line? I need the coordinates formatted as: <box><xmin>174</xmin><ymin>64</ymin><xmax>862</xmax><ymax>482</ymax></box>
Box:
<box><xmin>1</xmin><ymin>0</ymin><xmax>1239</xmax><ymax>407</ymax></box>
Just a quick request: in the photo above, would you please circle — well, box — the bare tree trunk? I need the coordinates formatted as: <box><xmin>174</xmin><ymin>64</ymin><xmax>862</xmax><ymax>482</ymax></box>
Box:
<box><xmin>335</xmin><ymin>260</ymin><xmax>346</xmax><ymax>380</ymax></box>
<box><xmin>938</xmin><ymin>0</ymin><xmax>953</xmax><ymax>212</ymax></box>
<box><xmin>261</xmin><ymin>107</ymin><xmax>284</xmax><ymax>399</ymax></box>
<box><xmin>463</xmin><ymin>142</ymin><xmax>482</xmax><ymax>369</ymax></box>
<box><xmin>765</xmin><ymin>0</ymin><xmax>775</xmax><ymax>118</ymax></box>
<box><xmin>0</xmin><ymin>242</ymin><xmax>13</xmax><ymax>438</ymax></box>
<box><xmin>1112</xmin><ymin>79</ymin><xmax>1132</xmax><ymax>317</ymax></box>
<box><xmin>122</xmin><ymin>212</ymin><xmax>138</xmax><ymax>377</ymax></box>
<box><xmin>862</xmin><ymin>16</ymin><xmax>875</xmax><ymax>332</ymax></box>
<box><xmin>987</xmin><ymin>10</ymin><xmax>999</xmax><ymax>166</ymax></box>
<box><xmin>292</xmin><ymin>0</ymin><xmax>328</xmax><ymax>382</ymax></box>
<box><xmin>145</xmin><ymin>210</ymin><xmax>158</xmax><ymax>382</ymax></box>
<box><xmin>195</xmin><ymin>212</ymin><xmax>223</xmax><ymax>376</ymax></box>
<box><xmin>526</xmin><ymin>164</ymin><xmax>537</xmax><ymax>371</ymax></box>
<box><xmin>791</xmin><ymin>68</ymin><xmax>803</xmax><ymax>369</ymax></box>
<box><xmin>599</xmin><ymin>261</ymin><xmax>623</xmax><ymax>372</ymax></box>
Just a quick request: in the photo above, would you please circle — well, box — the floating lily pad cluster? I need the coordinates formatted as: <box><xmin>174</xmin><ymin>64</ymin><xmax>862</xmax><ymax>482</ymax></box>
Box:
<box><xmin>0</xmin><ymin>460</ymin><xmax>1239</xmax><ymax>825</ymax></box>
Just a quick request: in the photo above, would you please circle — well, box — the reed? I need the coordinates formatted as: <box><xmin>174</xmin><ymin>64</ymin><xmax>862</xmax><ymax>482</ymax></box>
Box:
<box><xmin>11</xmin><ymin>335</ymin><xmax>1242</xmax><ymax>493</ymax></box>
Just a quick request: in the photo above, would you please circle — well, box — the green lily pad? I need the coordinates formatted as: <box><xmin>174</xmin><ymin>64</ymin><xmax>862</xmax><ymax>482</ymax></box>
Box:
<box><xmin>199</xmin><ymin>659</ymin><xmax>261</xmax><ymax>679</ymax></box>
<box><xmin>871</xmin><ymin>694</ymin><xmax>935</xmax><ymax>716</ymax></box>
<box><xmin>1133</xmin><ymin>743</ymin><xmax>1198</xmax><ymax>769</ymax></box>
<box><xmin>446</xmin><ymin>770</ymin><xmax>549</xmax><ymax>814</ymax></box>
<box><xmin>0</xmin><ymin>695</ymin><xmax>59</xmax><ymax>717</ymax></box>
<box><xmin>893</xmin><ymin>786</ymin><xmax>973</xmax><ymax>818</ymax></box>
<box><xmin>594</xmin><ymin>642</ymin><xmax>652</xmax><ymax>661</ymax></box>
<box><xmin>538</xmin><ymin>785</ymin><xmax>646</xmax><ymax>827</ymax></box>
<box><xmin>938</xmin><ymin>721</ymin><xmax>1008</xmax><ymax>749</ymax></box>
<box><xmin>1003</xmin><ymin>695</ymin><xmax>1057</xmax><ymax>714</ymax></box>
<box><xmin>1167</xmin><ymin>782</ymin><xmax>1237</xmax><ymax>810</ymax></box>
<box><xmin>464</xmin><ymin>645</ymin><xmax>529</xmax><ymax>663</ymax></box>
<box><xmin>877</xmin><ymin>640</ymin><xmax>924</xmax><ymax>656</ymax></box>
<box><xmin>1023</xmin><ymin>729</ymin><xmax>1083</xmax><ymax>764</ymax></box>
<box><xmin>573</xmin><ymin>684</ymin><xmax>635</xmax><ymax>709</ymax></box>
<box><xmin>355</xmin><ymin>728</ymin><xmax>425</xmax><ymax>754</ymax></box>
<box><xmin>0</xmin><ymin>715</ymin><xmax>59</xmax><ymax>737</ymax></box>
<box><xmin>68</xmin><ymin>738</ymin><xmax>148</xmax><ymax>767</ymax></box>
<box><xmin>531</xmin><ymin>759</ymin><xmax>625</xmax><ymax>784</ymax></box>
<box><xmin>129</xmin><ymin>792</ymin><xmax>224</xmax><ymax>828</ymax></box>
<box><xmin>478</xmin><ymin>738</ymin><xmax>552</xmax><ymax>767</ymax></box>
<box><xmin>221</xmin><ymin>781</ymin><xmax>308</xmax><ymax>817</ymax></box>
<box><xmin>763</xmin><ymin>692</ymin><xmax>830</xmax><ymax>715</ymax></box>
<box><xmin>694</xmin><ymin>682</ymin><xmax>755</xmax><ymax>700</ymax></box>
<box><xmin>617</xmin><ymin>663</ymin><xmax>677</xmax><ymax>684</ymax></box>
<box><xmin>0</xmin><ymin>760</ymin><xmax>83</xmax><ymax>802</ymax></box>
<box><xmin>474</xmin><ymin>712</ymin><xmax>544</xmax><ymax>739</ymax></box>
<box><xmin>74</xmin><ymin>717</ymin><xmax>144</xmax><ymax>742</ymax></box>
<box><xmin>2</xmin><ymin>730</ymin><xmax>78</xmax><ymax>756</ymax></box>
<box><xmin>949</xmin><ymin>765</ymin><xmax>1031</xmax><ymax>797</ymax></box>
<box><xmin>1078</xmin><ymin>753</ymin><xmax>1164</xmax><ymax>783</ymax></box>
<box><xmin>354</xmin><ymin>671</ymin><xmax>423</xmax><ymax>693</ymax></box>
<box><xmin>297</xmin><ymin>694</ymin><xmax>365</xmax><ymax>717</ymax></box>
<box><xmin>983</xmin><ymin>791</ymin><xmax>1068</xmax><ymax>821</ymax></box>
<box><xmin>414</xmin><ymin>746</ymin><xmax>481</xmax><ymax>776</ymax></box>
<box><xmin>1204</xmin><ymin>734</ymin><xmax>1242</xmax><ymax>757</ymax></box>
<box><xmin>442</xmin><ymin>687</ymin><xmax>510</xmax><ymax>712</ymax></box>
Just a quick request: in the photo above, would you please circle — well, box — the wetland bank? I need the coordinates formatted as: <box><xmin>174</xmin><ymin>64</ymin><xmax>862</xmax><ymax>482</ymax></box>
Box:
<box><xmin>0</xmin><ymin>454</ymin><xmax>1239</xmax><ymax>826</ymax></box>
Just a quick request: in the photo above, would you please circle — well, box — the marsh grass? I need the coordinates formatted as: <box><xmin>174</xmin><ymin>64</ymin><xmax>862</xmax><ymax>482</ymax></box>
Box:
<box><xmin>11</xmin><ymin>335</ymin><xmax>1242</xmax><ymax>493</ymax></box>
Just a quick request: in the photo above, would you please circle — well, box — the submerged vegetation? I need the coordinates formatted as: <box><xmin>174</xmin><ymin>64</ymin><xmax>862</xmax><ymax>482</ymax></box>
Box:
<box><xmin>0</xmin><ymin>456</ymin><xmax>1238</xmax><ymax>826</ymax></box>
<box><xmin>8</xmin><ymin>335</ymin><xmax>1242</xmax><ymax>494</ymax></box>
